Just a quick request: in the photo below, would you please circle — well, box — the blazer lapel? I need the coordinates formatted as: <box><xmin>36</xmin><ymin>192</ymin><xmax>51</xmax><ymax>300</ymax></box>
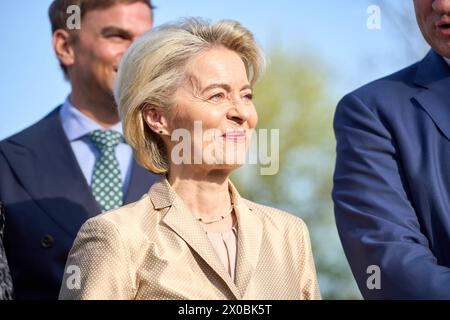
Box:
<box><xmin>230</xmin><ymin>184</ymin><xmax>263</xmax><ymax>298</ymax></box>
<box><xmin>2</xmin><ymin>107</ymin><xmax>99</xmax><ymax>238</ymax></box>
<box><xmin>412</xmin><ymin>50</ymin><xmax>450</xmax><ymax>141</ymax></box>
<box><xmin>150</xmin><ymin>178</ymin><xmax>242</xmax><ymax>299</ymax></box>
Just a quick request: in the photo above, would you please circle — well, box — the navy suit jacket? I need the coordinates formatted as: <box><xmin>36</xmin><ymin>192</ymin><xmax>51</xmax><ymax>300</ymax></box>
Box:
<box><xmin>0</xmin><ymin>107</ymin><xmax>159</xmax><ymax>300</ymax></box>
<box><xmin>333</xmin><ymin>50</ymin><xmax>450</xmax><ymax>299</ymax></box>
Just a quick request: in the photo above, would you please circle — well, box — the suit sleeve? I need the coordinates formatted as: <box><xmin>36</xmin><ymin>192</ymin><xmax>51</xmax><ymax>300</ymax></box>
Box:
<box><xmin>333</xmin><ymin>93</ymin><xmax>450</xmax><ymax>299</ymax></box>
<box><xmin>59</xmin><ymin>217</ymin><xmax>134</xmax><ymax>300</ymax></box>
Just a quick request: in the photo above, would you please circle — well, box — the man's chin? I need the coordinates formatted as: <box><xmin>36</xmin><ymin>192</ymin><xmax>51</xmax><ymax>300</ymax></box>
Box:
<box><xmin>103</xmin><ymin>85</ymin><xmax>117</xmax><ymax>103</ymax></box>
<box><xmin>428</xmin><ymin>33</ymin><xmax>450</xmax><ymax>59</ymax></box>
<box><xmin>435</xmin><ymin>45</ymin><xmax>450</xmax><ymax>61</ymax></box>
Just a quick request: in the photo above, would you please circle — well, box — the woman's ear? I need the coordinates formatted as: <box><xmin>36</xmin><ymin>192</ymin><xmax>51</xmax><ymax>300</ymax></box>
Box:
<box><xmin>142</xmin><ymin>105</ymin><xmax>170</xmax><ymax>136</ymax></box>
<box><xmin>52</xmin><ymin>29</ymin><xmax>75</xmax><ymax>70</ymax></box>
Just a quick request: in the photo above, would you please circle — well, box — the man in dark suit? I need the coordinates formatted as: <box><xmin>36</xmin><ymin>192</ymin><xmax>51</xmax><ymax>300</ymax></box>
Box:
<box><xmin>333</xmin><ymin>0</ymin><xmax>450</xmax><ymax>299</ymax></box>
<box><xmin>0</xmin><ymin>0</ymin><xmax>157</xmax><ymax>299</ymax></box>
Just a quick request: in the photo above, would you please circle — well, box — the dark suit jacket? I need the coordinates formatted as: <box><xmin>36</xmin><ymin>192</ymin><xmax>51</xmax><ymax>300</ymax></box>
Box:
<box><xmin>333</xmin><ymin>50</ymin><xmax>450</xmax><ymax>299</ymax></box>
<box><xmin>0</xmin><ymin>107</ymin><xmax>159</xmax><ymax>300</ymax></box>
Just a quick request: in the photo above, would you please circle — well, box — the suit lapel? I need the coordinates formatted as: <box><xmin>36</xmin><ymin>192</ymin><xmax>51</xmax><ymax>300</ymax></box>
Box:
<box><xmin>3</xmin><ymin>107</ymin><xmax>159</xmax><ymax>239</ymax></box>
<box><xmin>151</xmin><ymin>178</ymin><xmax>242</xmax><ymax>299</ymax></box>
<box><xmin>231</xmin><ymin>186</ymin><xmax>263</xmax><ymax>298</ymax></box>
<box><xmin>163</xmin><ymin>203</ymin><xmax>242</xmax><ymax>299</ymax></box>
<box><xmin>2</xmin><ymin>107</ymin><xmax>99</xmax><ymax>238</ymax></box>
<box><xmin>412</xmin><ymin>50</ymin><xmax>450</xmax><ymax>141</ymax></box>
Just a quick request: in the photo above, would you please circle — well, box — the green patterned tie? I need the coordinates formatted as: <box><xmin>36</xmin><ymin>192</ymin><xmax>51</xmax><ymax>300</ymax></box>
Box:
<box><xmin>89</xmin><ymin>130</ymin><xmax>124</xmax><ymax>212</ymax></box>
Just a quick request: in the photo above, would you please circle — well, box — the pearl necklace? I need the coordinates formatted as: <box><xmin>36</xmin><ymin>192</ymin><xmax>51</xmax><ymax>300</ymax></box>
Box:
<box><xmin>196</xmin><ymin>205</ymin><xmax>234</xmax><ymax>224</ymax></box>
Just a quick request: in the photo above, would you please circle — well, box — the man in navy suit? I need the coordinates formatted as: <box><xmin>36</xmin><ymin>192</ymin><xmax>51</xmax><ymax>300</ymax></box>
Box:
<box><xmin>0</xmin><ymin>0</ymin><xmax>157</xmax><ymax>299</ymax></box>
<box><xmin>333</xmin><ymin>0</ymin><xmax>450</xmax><ymax>299</ymax></box>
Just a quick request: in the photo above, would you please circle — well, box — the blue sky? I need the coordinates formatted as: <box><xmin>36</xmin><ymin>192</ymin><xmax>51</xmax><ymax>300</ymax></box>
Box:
<box><xmin>0</xmin><ymin>0</ymin><xmax>428</xmax><ymax>139</ymax></box>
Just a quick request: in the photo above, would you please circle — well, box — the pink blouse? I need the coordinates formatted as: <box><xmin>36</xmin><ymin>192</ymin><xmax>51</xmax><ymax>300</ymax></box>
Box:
<box><xmin>205</xmin><ymin>225</ymin><xmax>238</xmax><ymax>282</ymax></box>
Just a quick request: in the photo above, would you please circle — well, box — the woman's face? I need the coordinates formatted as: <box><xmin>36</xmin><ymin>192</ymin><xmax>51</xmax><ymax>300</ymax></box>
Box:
<box><xmin>167</xmin><ymin>47</ymin><xmax>258</xmax><ymax>171</ymax></box>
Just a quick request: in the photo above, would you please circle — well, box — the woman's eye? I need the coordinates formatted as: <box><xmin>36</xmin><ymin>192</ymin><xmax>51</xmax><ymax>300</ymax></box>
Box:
<box><xmin>209</xmin><ymin>93</ymin><xmax>225</xmax><ymax>101</ymax></box>
<box><xmin>242</xmin><ymin>93</ymin><xmax>253</xmax><ymax>101</ymax></box>
<box><xmin>243</xmin><ymin>93</ymin><xmax>253</xmax><ymax>101</ymax></box>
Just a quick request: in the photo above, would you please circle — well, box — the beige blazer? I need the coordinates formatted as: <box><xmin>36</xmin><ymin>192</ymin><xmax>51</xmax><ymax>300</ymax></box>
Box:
<box><xmin>59</xmin><ymin>177</ymin><xmax>321</xmax><ymax>300</ymax></box>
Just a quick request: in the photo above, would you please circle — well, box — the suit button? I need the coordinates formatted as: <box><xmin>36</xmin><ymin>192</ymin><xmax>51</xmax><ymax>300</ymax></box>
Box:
<box><xmin>41</xmin><ymin>234</ymin><xmax>54</xmax><ymax>248</ymax></box>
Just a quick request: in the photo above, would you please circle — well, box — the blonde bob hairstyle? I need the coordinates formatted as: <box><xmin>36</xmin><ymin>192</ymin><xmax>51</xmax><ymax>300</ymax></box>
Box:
<box><xmin>114</xmin><ymin>18</ymin><xmax>264</xmax><ymax>174</ymax></box>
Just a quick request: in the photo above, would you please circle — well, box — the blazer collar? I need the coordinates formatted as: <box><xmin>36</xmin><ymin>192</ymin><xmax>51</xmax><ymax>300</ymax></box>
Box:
<box><xmin>413</xmin><ymin>50</ymin><xmax>450</xmax><ymax>141</ymax></box>
<box><xmin>414</xmin><ymin>49</ymin><xmax>450</xmax><ymax>88</ymax></box>
<box><xmin>149</xmin><ymin>177</ymin><xmax>263</xmax><ymax>299</ymax></box>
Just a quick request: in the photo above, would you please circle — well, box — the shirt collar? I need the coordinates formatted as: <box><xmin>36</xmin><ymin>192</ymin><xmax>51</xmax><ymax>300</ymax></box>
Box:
<box><xmin>60</xmin><ymin>95</ymin><xmax>123</xmax><ymax>142</ymax></box>
<box><xmin>445</xmin><ymin>56</ymin><xmax>450</xmax><ymax>67</ymax></box>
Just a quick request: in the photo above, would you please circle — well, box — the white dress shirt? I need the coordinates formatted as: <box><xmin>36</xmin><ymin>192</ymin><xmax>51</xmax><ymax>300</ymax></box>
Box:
<box><xmin>445</xmin><ymin>57</ymin><xmax>450</xmax><ymax>67</ymax></box>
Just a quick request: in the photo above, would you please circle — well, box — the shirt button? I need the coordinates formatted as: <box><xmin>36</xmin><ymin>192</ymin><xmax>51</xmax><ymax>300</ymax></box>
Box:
<box><xmin>41</xmin><ymin>234</ymin><xmax>54</xmax><ymax>248</ymax></box>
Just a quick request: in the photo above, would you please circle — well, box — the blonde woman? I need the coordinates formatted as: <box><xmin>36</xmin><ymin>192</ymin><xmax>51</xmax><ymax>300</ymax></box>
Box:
<box><xmin>59</xmin><ymin>18</ymin><xmax>320</xmax><ymax>300</ymax></box>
